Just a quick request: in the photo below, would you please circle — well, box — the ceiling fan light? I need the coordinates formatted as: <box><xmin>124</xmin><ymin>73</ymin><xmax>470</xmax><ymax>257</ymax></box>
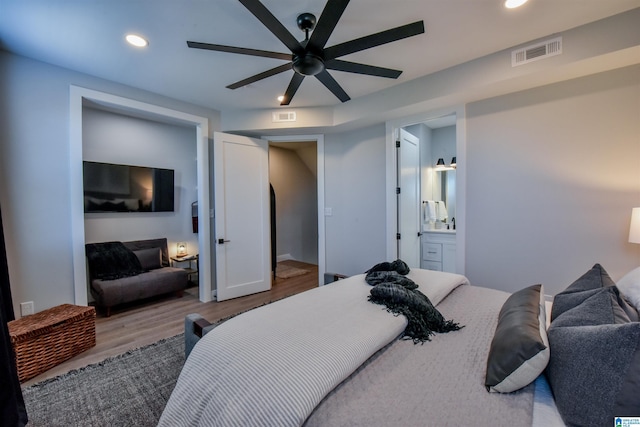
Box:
<box><xmin>277</xmin><ymin>95</ymin><xmax>285</xmax><ymax>102</ymax></box>
<box><xmin>504</xmin><ymin>0</ymin><xmax>528</xmax><ymax>9</ymax></box>
<box><xmin>126</xmin><ymin>34</ymin><xmax>148</xmax><ymax>47</ymax></box>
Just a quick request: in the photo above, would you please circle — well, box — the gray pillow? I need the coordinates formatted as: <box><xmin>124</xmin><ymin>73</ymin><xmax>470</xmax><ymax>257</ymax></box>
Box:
<box><xmin>547</xmin><ymin>272</ymin><xmax>640</xmax><ymax>426</ymax></box>
<box><xmin>485</xmin><ymin>284</ymin><xmax>549</xmax><ymax>393</ymax></box>
<box><xmin>133</xmin><ymin>248</ymin><xmax>162</xmax><ymax>271</ymax></box>
<box><xmin>551</xmin><ymin>263</ymin><xmax>638</xmax><ymax>322</ymax></box>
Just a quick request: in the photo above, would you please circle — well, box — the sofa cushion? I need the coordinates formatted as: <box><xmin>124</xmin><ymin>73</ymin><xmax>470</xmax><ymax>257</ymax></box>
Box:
<box><xmin>485</xmin><ymin>284</ymin><xmax>549</xmax><ymax>393</ymax></box>
<box><xmin>123</xmin><ymin>238</ymin><xmax>170</xmax><ymax>267</ymax></box>
<box><xmin>134</xmin><ymin>248</ymin><xmax>162</xmax><ymax>271</ymax></box>
<box><xmin>91</xmin><ymin>267</ymin><xmax>187</xmax><ymax>307</ymax></box>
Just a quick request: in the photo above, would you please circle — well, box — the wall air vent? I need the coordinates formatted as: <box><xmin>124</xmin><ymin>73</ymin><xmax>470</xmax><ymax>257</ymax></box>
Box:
<box><xmin>512</xmin><ymin>36</ymin><xmax>562</xmax><ymax>67</ymax></box>
<box><xmin>271</xmin><ymin>111</ymin><xmax>297</xmax><ymax>123</ymax></box>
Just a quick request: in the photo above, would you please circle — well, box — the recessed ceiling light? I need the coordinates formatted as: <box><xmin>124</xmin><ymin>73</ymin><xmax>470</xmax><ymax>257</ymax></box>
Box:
<box><xmin>126</xmin><ymin>34</ymin><xmax>148</xmax><ymax>47</ymax></box>
<box><xmin>504</xmin><ymin>0</ymin><xmax>528</xmax><ymax>8</ymax></box>
<box><xmin>277</xmin><ymin>95</ymin><xmax>285</xmax><ymax>102</ymax></box>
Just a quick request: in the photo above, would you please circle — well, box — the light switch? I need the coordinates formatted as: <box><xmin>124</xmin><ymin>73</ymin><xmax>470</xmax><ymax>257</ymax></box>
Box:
<box><xmin>324</xmin><ymin>207</ymin><xmax>333</xmax><ymax>216</ymax></box>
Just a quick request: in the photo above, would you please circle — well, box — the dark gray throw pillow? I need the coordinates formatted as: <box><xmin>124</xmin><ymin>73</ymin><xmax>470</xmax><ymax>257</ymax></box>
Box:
<box><xmin>485</xmin><ymin>284</ymin><xmax>549</xmax><ymax>393</ymax></box>
<box><xmin>551</xmin><ymin>263</ymin><xmax>638</xmax><ymax>322</ymax></box>
<box><xmin>547</xmin><ymin>267</ymin><xmax>640</xmax><ymax>426</ymax></box>
<box><xmin>133</xmin><ymin>248</ymin><xmax>162</xmax><ymax>271</ymax></box>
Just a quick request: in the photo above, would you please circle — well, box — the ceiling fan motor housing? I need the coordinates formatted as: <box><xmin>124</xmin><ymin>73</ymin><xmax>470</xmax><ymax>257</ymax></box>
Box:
<box><xmin>292</xmin><ymin>13</ymin><xmax>325</xmax><ymax>76</ymax></box>
<box><xmin>293</xmin><ymin>52</ymin><xmax>325</xmax><ymax>76</ymax></box>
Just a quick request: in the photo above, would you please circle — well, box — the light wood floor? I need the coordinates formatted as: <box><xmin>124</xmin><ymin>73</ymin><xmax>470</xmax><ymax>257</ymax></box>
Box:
<box><xmin>21</xmin><ymin>260</ymin><xmax>318</xmax><ymax>387</ymax></box>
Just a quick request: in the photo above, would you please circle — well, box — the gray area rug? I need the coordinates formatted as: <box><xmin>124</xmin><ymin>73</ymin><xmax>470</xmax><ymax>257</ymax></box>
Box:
<box><xmin>22</xmin><ymin>334</ymin><xmax>184</xmax><ymax>427</ymax></box>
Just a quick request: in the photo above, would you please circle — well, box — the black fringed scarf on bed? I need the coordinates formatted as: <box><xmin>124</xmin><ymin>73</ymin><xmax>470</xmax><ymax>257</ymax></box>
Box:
<box><xmin>365</xmin><ymin>260</ymin><xmax>463</xmax><ymax>343</ymax></box>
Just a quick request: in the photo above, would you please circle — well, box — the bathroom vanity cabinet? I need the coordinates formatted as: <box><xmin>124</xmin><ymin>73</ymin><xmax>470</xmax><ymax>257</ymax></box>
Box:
<box><xmin>421</xmin><ymin>230</ymin><xmax>456</xmax><ymax>273</ymax></box>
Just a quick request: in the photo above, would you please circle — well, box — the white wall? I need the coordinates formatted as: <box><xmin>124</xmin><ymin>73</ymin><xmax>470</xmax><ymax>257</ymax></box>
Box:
<box><xmin>83</xmin><ymin>108</ymin><xmax>198</xmax><ymax>254</ymax></box>
<box><xmin>465</xmin><ymin>65</ymin><xmax>640</xmax><ymax>295</ymax></box>
<box><xmin>268</xmin><ymin>145</ymin><xmax>318</xmax><ymax>264</ymax></box>
<box><xmin>0</xmin><ymin>51</ymin><xmax>220</xmax><ymax>316</ymax></box>
<box><xmin>324</xmin><ymin>124</ymin><xmax>387</xmax><ymax>276</ymax></box>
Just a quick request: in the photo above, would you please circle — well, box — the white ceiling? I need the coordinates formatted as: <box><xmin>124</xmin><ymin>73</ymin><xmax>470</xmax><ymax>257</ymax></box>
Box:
<box><xmin>1</xmin><ymin>0</ymin><xmax>639</xmax><ymax>113</ymax></box>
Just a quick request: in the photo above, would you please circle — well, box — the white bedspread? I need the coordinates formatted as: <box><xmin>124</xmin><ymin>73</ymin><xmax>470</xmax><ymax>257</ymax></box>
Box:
<box><xmin>158</xmin><ymin>269</ymin><xmax>467</xmax><ymax>427</ymax></box>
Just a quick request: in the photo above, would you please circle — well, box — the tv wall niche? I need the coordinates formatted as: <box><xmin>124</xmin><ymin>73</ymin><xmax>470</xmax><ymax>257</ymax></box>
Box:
<box><xmin>83</xmin><ymin>161</ymin><xmax>174</xmax><ymax>213</ymax></box>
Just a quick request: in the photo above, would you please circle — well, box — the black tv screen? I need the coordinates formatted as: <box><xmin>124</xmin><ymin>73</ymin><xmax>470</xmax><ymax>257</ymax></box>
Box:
<box><xmin>83</xmin><ymin>161</ymin><xmax>174</xmax><ymax>213</ymax></box>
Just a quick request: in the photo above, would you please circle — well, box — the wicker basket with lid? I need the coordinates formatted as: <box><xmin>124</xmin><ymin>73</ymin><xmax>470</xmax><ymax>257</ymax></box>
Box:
<box><xmin>8</xmin><ymin>304</ymin><xmax>96</xmax><ymax>382</ymax></box>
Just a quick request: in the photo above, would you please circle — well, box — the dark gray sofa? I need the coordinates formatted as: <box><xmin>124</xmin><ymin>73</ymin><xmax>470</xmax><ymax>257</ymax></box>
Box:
<box><xmin>86</xmin><ymin>238</ymin><xmax>188</xmax><ymax>316</ymax></box>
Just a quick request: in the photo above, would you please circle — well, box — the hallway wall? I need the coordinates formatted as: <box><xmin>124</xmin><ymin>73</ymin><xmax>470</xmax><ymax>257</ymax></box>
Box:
<box><xmin>269</xmin><ymin>144</ymin><xmax>318</xmax><ymax>264</ymax></box>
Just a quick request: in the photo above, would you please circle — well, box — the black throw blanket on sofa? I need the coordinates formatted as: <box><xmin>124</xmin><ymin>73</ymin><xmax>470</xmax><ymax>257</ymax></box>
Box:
<box><xmin>85</xmin><ymin>242</ymin><xmax>144</xmax><ymax>281</ymax></box>
<box><xmin>365</xmin><ymin>260</ymin><xmax>463</xmax><ymax>343</ymax></box>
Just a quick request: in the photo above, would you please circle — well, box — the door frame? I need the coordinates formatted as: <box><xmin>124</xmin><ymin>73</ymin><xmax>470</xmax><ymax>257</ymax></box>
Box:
<box><xmin>384</xmin><ymin>106</ymin><xmax>466</xmax><ymax>275</ymax></box>
<box><xmin>263</xmin><ymin>134</ymin><xmax>325</xmax><ymax>286</ymax></box>
<box><xmin>69</xmin><ymin>86</ymin><xmax>213</xmax><ymax>305</ymax></box>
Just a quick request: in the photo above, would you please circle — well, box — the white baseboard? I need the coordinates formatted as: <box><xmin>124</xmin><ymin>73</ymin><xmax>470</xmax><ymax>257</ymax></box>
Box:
<box><xmin>276</xmin><ymin>253</ymin><xmax>294</xmax><ymax>262</ymax></box>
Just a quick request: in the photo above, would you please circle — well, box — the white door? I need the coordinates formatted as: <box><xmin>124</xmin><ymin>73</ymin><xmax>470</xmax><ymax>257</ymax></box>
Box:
<box><xmin>214</xmin><ymin>132</ymin><xmax>271</xmax><ymax>301</ymax></box>
<box><xmin>397</xmin><ymin>129</ymin><xmax>421</xmax><ymax>268</ymax></box>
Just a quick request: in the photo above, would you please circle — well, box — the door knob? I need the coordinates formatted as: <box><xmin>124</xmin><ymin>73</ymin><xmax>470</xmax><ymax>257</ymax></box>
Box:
<box><xmin>218</xmin><ymin>239</ymin><xmax>230</xmax><ymax>244</ymax></box>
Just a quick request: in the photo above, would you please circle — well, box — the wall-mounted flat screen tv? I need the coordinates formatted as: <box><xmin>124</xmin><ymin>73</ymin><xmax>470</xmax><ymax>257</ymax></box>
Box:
<box><xmin>83</xmin><ymin>161</ymin><xmax>174</xmax><ymax>213</ymax></box>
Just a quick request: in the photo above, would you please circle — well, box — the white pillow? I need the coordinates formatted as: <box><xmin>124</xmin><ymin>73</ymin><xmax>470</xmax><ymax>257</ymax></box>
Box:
<box><xmin>617</xmin><ymin>266</ymin><xmax>640</xmax><ymax>311</ymax></box>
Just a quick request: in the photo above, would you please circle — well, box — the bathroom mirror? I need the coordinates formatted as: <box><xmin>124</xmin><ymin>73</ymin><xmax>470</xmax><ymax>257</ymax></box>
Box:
<box><xmin>428</xmin><ymin>119</ymin><xmax>456</xmax><ymax>227</ymax></box>
<box><xmin>433</xmin><ymin>168</ymin><xmax>456</xmax><ymax>224</ymax></box>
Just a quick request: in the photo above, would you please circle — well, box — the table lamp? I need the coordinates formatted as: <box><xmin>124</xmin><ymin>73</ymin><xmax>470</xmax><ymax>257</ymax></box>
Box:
<box><xmin>629</xmin><ymin>208</ymin><xmax>640</xmax><ymax>244</ymax></box>
<box><xmin>177</xmin><ymin>242</ymin><xmax>188</xmax><ymax>257</ymax></box>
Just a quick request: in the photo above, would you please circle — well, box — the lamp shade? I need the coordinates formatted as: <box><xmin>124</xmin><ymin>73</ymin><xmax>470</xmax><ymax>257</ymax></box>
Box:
<box><xmin>177</xmin><ymin>242</ymin><xmax>188</xmax><ymax>256</ymax></box>
<box><xmin>436</xmin><ymin>158</ymin><xmax>445</xmax><ymax>166</ymax></box>
<box><xmin>630</xmin><ymin>208</ymin><xmax>640</xmax><ymax>244</ymax></box>
<box><xmin>450</xmin><ymin>157</ymin><xmax>457</xmax><ymax>167</ymax></box>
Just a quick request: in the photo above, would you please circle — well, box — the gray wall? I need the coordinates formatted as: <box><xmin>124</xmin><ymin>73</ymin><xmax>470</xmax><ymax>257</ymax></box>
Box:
<box><xmin>465</xmin><ymin>65</ymin><xmax>640</xmax><ymax>295</ymax></box>
<box><xmin>324</xmin><ymin>124</ymin><xmax>387</xmax><ymax>276</ymax></box>
<box><xmin>0</xmin><ymin>51</ymin><xmax>220</xmax><ymax>316</ymax></box>
<box><xmin>83</xmin><ymin>108</ymin><xmax>198</xmax><ymax>251</ymax></box>
<box><xmin>1</xmin><ymin>48</ymin><xmax>638</xmax><ymax>317</ymax></box>
<box><xmin>268</xmin><ymin>145</ymin><xmax>318</xmax><ymax>264</ymax></box>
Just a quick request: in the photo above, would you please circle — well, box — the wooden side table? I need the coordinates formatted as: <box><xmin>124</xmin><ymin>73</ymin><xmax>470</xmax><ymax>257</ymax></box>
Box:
<box><xmin>171</xmin><ymin>254</ymin><xmax>199</xmax><ymax>285</ymax></box>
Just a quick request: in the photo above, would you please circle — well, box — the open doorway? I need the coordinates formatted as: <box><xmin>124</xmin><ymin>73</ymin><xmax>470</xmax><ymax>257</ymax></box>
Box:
<box><xmin>70</xmin><ymin>87</ymin><xmax>212</xmax><ymax>309</ymax></box>
<box><xmin>268</xmin><ymin>141</ymin><xmax>319</xmax><ymax>282</ymax></box>
<box><xmin>385</xmin><ymin>108</ymin><xmax>466</xmax><ymax>275</ymax></box>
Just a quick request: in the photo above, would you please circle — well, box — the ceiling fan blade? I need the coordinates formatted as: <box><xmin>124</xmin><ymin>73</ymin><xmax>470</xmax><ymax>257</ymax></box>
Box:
<box><xmin>324</xmin><ymin>21</ymin><xmax>424</xmax><ymax>60</ymax></box>
<box><xmin>325</xmin><ymin>59</ymin><xmax>402</xmax><ymax>79</ymax></box>
<box><xmin>307</xmin><ymin>0</ymin><xmax>350</xmax><ymax>51</ymax></box>
<box><xmin>187</xmin><ymin>41</ymin><xmax>291</xmax><ymax>61</ymax></box>
<box><xmin>227</xmin><ymin>63</ymin><xmax>292</xmax><ymax>89</ymax></box>
<box><xmin>315</xmin><ymin>70</ymin><xmax>350</xmax><ymax>103</ymax></box>
<box><xmin>280</xmin><ymin>73</ymin><xmax>305</xmax><ymax>105</ymax></box>
<box><xmin>238</xmin><ymin>0</ymin><xmax>304</xmax><ymax>55</ymax></box>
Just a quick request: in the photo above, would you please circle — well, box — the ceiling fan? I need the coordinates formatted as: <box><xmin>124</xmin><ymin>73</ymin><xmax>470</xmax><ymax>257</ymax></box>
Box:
<box><xmin>187</xmin><ymin>0</ymin><xmax>425</xmax><ymax>105</ymax></box>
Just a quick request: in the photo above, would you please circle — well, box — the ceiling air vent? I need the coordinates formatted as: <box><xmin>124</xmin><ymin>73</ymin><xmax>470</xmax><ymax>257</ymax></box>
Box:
<box><xmin>512</xmin><ymin>36</ymin><xmax>562</xmax><ymax>67</ymax></box>
<box><xmin>272</xmin><ymin>111</ymin><xmax>296</xmax><ymax>123</ymax></box>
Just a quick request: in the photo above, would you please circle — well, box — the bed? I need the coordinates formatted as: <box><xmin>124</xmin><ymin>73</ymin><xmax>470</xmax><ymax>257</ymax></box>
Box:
<box><xmin>159</xmin><ymin>263</ymin><xmax>640</xmax><ymax>427</ymax></box>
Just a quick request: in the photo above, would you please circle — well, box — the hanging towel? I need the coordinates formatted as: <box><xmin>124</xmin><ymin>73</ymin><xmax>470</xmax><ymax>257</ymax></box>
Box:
<box><xmin>436</xmin><ymin>201</ymin><xmax>448</xmax><ymax>221</ymax></box>
<box><xmin>424</xmin><ymin>201</ymin><xmax>437</xmax><ymax>222</ymax></box>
